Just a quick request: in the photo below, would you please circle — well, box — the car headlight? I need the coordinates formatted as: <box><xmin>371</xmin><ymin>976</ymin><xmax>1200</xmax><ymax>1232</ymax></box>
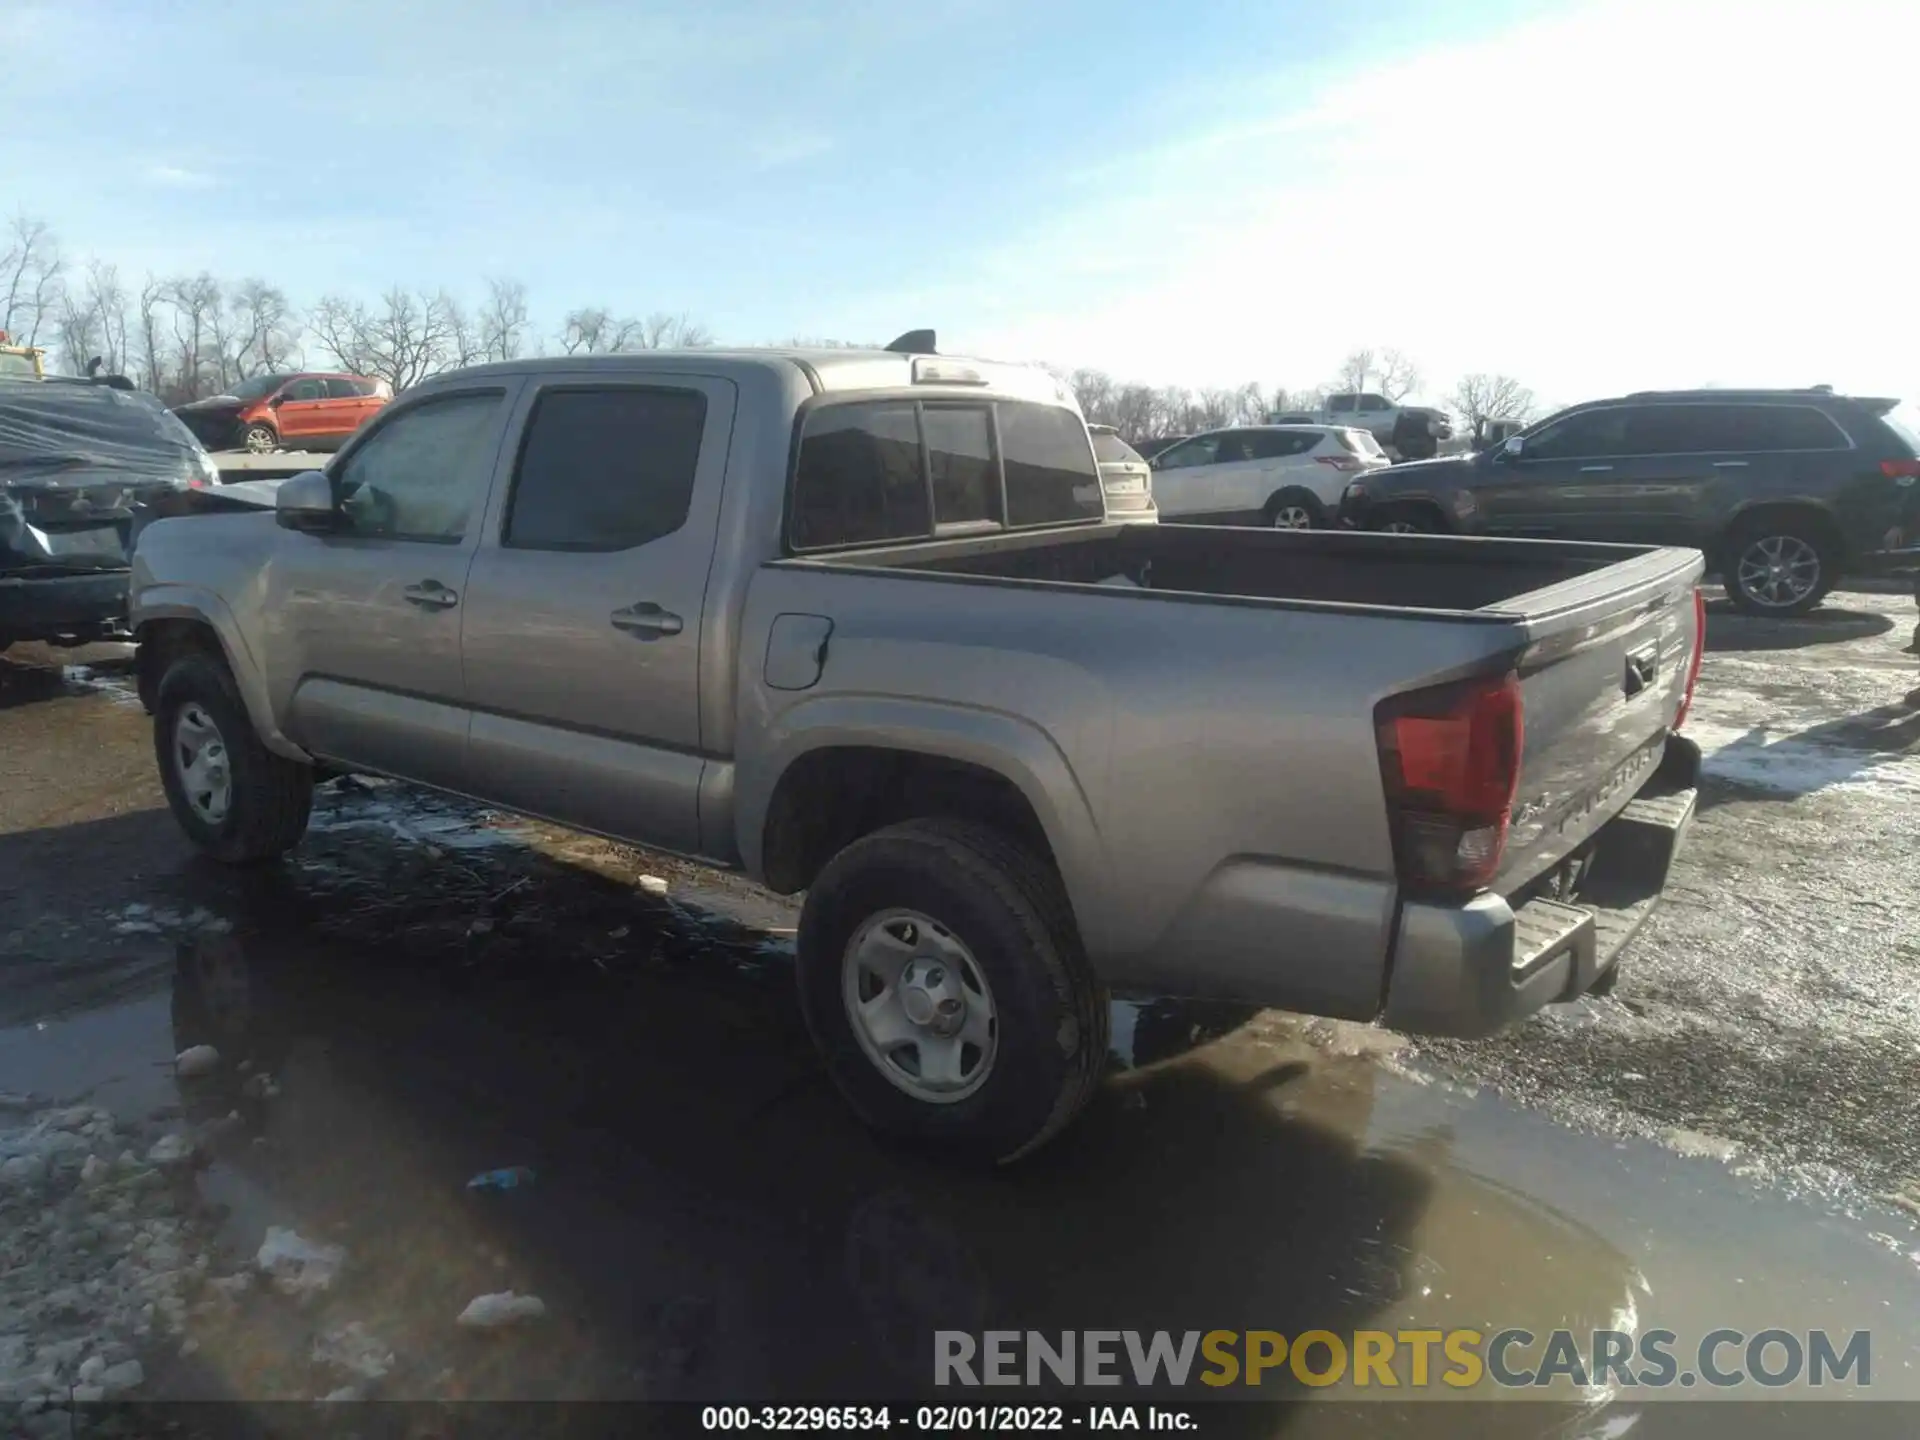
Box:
<box><xmin>192</xmin><ymin>448</ymin><xmax>221</xmax><ymax>488</ymax></box>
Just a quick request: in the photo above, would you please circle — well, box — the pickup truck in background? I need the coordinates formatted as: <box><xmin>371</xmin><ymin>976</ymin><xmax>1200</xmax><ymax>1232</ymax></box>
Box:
<box><xmin>130</xmin><ymin>340</ymin><xmax>1705</xmax><ymax>1162</ymax></box>
<box><xmin>1276</xmin><ymin>393</ymin><xmax>1455</xmax><ymax>461</ymax></box>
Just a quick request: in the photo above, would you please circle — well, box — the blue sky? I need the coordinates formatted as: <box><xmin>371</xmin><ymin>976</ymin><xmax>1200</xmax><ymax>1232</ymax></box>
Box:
<box><xmin>5</xmin><ymin>0</ymin><xmax>1914</xmax><ymax>409</ymax></box>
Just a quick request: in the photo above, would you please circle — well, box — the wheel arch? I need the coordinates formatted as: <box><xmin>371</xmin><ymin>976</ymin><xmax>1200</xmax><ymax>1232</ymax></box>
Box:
<box><xmin>740</xmin><ymin>697</ymin><xmax>1113</xmax><ymax>952</ymax></box>
<box><xmin>135</xmin><ymin>593</ymin><xmax>310</xmax><ymax>761</ymax></box>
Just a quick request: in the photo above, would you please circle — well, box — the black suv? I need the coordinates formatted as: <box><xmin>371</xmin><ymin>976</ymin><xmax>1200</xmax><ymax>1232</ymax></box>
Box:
<box><xmin>2</xmin><ymin>375</ymin><xmax>220</xmax><ymax>649</ymax></box>
<box><xmin>1338</xmin><ymin>387</ymin><xmax>1920</xmax><ymax>616</ymax></box>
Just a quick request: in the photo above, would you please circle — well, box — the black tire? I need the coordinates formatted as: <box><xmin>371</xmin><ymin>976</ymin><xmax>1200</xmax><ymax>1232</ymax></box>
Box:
<box><xmin>1720</xmin><ymin>514</ymin><xmax>1836</xmax><ymax>618</ymax></box>
<box><xmin>154</xmin><ymin>652</ymin><xmax>313</xmax><ymax>864</ymax></box>
<box><xmin>1263</xmin><ymin>489</ymin><xmax>1324</xmax><ymax>530</ymax></box>
<box><xmin>796</xmin><ymin>817</ymin><xmax>1109</xmax><ymax>1165</ymax></box>
<box><xmin>1372</xmin><ymin>502</ymin><xmax>1442</xmax><ymax>535</ymax></box>
<box><xmin>240</xmin><ymin>423</ymin><xmax>280</xmax><ymax>454</ymax></box>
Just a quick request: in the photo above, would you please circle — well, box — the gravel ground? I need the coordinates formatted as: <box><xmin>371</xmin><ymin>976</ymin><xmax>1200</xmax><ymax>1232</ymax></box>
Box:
<box><xmin>1412</xmin><ymin>588</ymin><xmax>1920</xmax><ymax>1204</ymax></box>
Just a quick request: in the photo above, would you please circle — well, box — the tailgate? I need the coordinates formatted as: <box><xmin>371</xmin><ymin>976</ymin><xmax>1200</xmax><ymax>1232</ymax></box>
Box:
<box><xmin>1489</xmin><ymin>545</ymin><xmax>1705</xmax><ymax>895</ymax></box>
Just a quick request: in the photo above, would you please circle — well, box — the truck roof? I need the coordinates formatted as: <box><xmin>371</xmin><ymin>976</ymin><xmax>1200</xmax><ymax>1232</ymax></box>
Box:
<box><xmin>413</xmin><ymin>346</ymin><xmax>1077</xmax><ymax>410</ymax></box>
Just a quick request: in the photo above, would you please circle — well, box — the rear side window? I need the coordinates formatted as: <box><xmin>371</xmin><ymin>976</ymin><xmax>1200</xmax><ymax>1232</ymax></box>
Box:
<box><xmin>1745</xmin><ymin>406</ymin><xmax>1848</xmax><ymax>451</ymax></box>
<box><xmin>1625</xmin><ymin>404</ymin><xmax>1841</xmax><ymax>454</ymax></box>
<box><xmin>505</xmin><ymin>387</ymin><xmax>707</xmax><ymax>552</ymax></box>
<box><xmin>324</xmin><ymin>378</ymin><xmax>361</xmax><ymax>399</ymax></box>
<box><xmin>1090</xmin><ymin>431</ymin><xmax>1142</xmax><ymax>464</ymax></box>
<box><xmin>791</xmin><ymin>404</ymin><xmax>928</xmax><ymax>549</ymax></box>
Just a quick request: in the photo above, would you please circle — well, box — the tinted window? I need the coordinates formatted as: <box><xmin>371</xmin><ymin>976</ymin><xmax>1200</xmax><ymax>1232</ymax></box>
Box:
<box><xmin>1526</xmin><ymin>407</ymin><xmax>1633</xmax><ymax>461</ymax></box>
<box><xmin>1358</xmin><ymin>393</ymin><xmax>1389</xmax><ymax>410</ymax></box>
<box><xmin>1213</xmin><ymin>431</ymin><xmax>1259</xmax><ymax>463</ymax></box>
<box><xmin>1153</xmin><ymin>435</ymin><xmax>1220</xmax><ymax>470</ymax></box>
<box><xmin>324</xmin><ymin>378</ymin><xmax>361</xmax><ymax>400</ymax></box>
<box><xmin>334</xmin><ymin>391</ymin><xmax>502</xmax><ymax>543</ymax></box>
<box><xmin>1090</xmin><ymin>431</ymin><xmax>1142</xmax><ymax>464</ymax></box>
<box><xmin>791</xmin><ymin>403</ymin><xmax>928</xmax><ymax>549</ymax></box>
<box><xmin>923</xmin><ymin>406</ymin><xmax>998</xmax><ymax>526</ymax></box>
<box><xmin>1000</xmin><ymin>403</ymin><xmax>1104</xmax><ymax>527</ymax></box>
<box><xmin>1327</xmin><ymin>395</ymin><xmax>1357</xmax><ymax>413</ymax></box>
<box><xmin>1249</xmin><ymin>430</ymin><xmax>1315</xmax><ymax>459</ymax></box>
<box><xmin>505</xmin><ymin>387</ymin><xmax>706</xmax><ymax>552</ymax></box>
<box><xmin>284</xmin><ymin>378</ymin><xmax>326</xmax><ymax>402</ymax></box>
<box><xmin>1747</xmin><ymin>406</ymin><xmax>1847</xmax><ymax>451</ymax></box>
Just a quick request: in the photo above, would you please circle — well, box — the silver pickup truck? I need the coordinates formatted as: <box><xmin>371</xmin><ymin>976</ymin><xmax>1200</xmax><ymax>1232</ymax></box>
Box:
<box><xmin>129</xmin><ymin>343</ymin><xmax>1705</xmax><ymax>1162</ymax></box>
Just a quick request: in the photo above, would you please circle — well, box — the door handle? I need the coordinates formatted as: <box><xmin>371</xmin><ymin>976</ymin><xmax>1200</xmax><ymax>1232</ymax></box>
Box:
<box><xmin>1712</xmin><ymin>460</ymin><xmax>1749</xmax><ymax>468</ymax></box>
<box><xmin>402</xmin><ymin>580</ymin><xmax>459</xmax><ymax>610</ymax></box>
<box><xmin>610</xmin><ymin>602</ymin><xmax>684</xmax><ymax>638</ymax></box>
<box><xmin>1578</xmin><ymin>464</ymin><xmax>1614</xmax><ymax>473</ymax></box>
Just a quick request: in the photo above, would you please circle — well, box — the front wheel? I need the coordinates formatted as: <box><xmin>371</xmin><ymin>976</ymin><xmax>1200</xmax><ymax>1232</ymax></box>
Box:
<box><xmin>1372</xmin><ymin>503</ymin><xmax>1441</xmax><ymax>535</ymax></box>
<box><xmin>240</xmin><ymin>423</ymin><xmax>279</xmax><ymax>454</ymax></box>
<box><xmin>796</xmin><ymin>818</ymin><xmax>1109</xmax><ymax>1165</ymax></box>
<box><xmin>1722</xmin><ymin>519</ymin><xmax>1835</xmax><ymax>617</ymax></box>
<box><xmin>1264</xmin><ymin>490</ymin><xmax>1323</xmax><ymax>530</ymax></box>
<box><xmin>154</xmin><ymin>652</ymin><xmax>313</xmax><ymax>863</ymax></box>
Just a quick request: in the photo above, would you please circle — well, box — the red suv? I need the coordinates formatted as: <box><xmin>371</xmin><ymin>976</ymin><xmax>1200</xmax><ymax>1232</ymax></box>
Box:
<box><xmin>172</xmin><ymin>371</ymin><xmax>393</xmax><ymax>454</ymax></box>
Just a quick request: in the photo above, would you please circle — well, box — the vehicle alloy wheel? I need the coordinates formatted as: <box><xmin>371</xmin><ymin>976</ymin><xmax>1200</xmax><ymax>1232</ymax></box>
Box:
<box><xmin>1734</xmin><ymin>534</ymin><xmax>1821</xmax><ymax>612</ymax></box>
<box><xmin>171</xmin><ymin>703</ymin><xmax>233</xmax><ymax>825</ymax></box>
<box><xmin>842</xmin><ymin>908</ymin><xmax>999</xmax><ymax>1103</ymax></box>
<box><xmin>242</xmin><ymin>424</ymin><xmax>278</xmax><ymax>454</ymax></box>
<box><xmin>1270</xmin><ymin>504</ymin><xmax>1315</xmax><ymax>530</ymax></box>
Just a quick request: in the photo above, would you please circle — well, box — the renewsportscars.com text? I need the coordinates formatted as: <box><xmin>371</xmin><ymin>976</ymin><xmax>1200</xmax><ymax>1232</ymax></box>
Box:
<box><xmin>934</xmin><ymin>1329</ymin><xmax>1871</xmax><ymax>1390</ymax></box>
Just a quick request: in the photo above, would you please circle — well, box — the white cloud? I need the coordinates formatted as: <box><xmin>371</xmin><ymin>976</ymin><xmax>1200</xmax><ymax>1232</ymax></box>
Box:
<box><xmin>952</xmin><ymin>0</ymin><xmax>1920</xmax><ymax>407</ymax></box>
<box><xmin>144</xmin><ymin>164</ymin><xmax>216</xmax><ymax>189</ymax></box>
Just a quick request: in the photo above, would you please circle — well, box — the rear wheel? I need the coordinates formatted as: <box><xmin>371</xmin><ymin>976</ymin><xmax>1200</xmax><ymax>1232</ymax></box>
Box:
<box><xmin>154</xmin><ymin>652</ymin><xmax>313</xmax><ymax>863</ymax></box>
<box><xmin>796</xmin><ymin>818</ymin><xmax>1108</xmax><ymax>1165</ymax></box>
<box><xmin>240</xmin><ymin>423</ymin><xmax>279</xmax><ymax>454</ymax></box>
<box><xmin>1263</xmin><ymin>490</ymin><xmax>1323</xmax><ymax>530</ymax></box>
<box><xmin>1722</xmin><ymin>516</ymin><xmax>1835</xmax><ymax>617</ymax></box>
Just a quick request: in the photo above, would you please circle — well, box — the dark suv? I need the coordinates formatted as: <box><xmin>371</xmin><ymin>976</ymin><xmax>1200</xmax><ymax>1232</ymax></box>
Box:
<box><xmin>1338</xmin><ymin>387</ymin><xmax>1920</xmax><ymax>616</ymax></box>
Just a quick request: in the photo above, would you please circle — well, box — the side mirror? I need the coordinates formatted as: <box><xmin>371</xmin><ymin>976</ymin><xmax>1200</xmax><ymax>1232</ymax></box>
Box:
<box><xmin>275</xmin><ymin>470</ymin><xmax>339</xmax><ymax>533</ymax></box>
<box><xmin>268</xmin><ymin>392</ymin><xmax>288</xmax><ymax>408</ymax></box>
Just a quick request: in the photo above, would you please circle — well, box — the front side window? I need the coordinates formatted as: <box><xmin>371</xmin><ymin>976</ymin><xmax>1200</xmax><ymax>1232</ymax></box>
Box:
<box><xmin>1524</xmin><ymin>407</ymin><xmax>1634</xmax><ymax>461</ymax></box>
<box><xmin>333</xmin><ymin>391</ymin><xmax>504</xmax><ymax>543</ymax></box>
<box><xmin>1154</xmin><ymin>435</ymin><xmax>1222</xmax><ymax>470</ymax></box>
<box><xmin>283</xmin><ymin>378</ymin><xmax>327</xmax><ymax>402</ymax></box>
<box><xmin>505</xmin><ymin>387</ymin><xmax>707</xmax><ymax>552</ymax></box>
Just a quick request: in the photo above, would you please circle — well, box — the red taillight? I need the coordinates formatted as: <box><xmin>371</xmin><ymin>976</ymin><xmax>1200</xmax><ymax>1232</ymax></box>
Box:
<box><xmin>1375</xmin><ymin>672</ymin><xmax>1524</xmax><ymax>895</ymax></box>
<box><xmin>1316</xmin><ymin>454</ymin><xmax>1361</xmax><ymax>472</ymax></box>
<box><xmin>1880</xmin><ymin>459</ymin><xmax>1920</xmax><ymax>478</ymax></box>
<box><xmin>1674</xmin><ymin>586</ymin><xmax>1706</xmax><ymax>730</ymax></box>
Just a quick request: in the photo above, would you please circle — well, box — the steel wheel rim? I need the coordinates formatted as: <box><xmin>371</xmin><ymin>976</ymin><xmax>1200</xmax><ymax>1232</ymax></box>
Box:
<box><xmin>172</xmin><ymin>703</ymin><xmax>232</xmax><ymax>824</ymax></box>
<box><xmin>1735</xmin><ymin>535</ymin><xmax>1820</xmax><ymax>608</ymax></box>
<box><xmin>1272</xmin><ymin>505</ymin><xmax>1313</xmax><ymax>530</ymax></box>
<box><xmin>842</xmin><ymin>908</ymin><xmax>997</xmax><ymax>1104</ymax></box>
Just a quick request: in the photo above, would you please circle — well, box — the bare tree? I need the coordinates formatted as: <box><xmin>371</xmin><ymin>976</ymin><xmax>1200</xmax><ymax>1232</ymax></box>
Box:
<box><xmin>231</xmin><ymin>279</ymin><xmax>299</xmax><ymax>377</ymax></box>
<box><xmin>1069</xmin><ymin>368</ymin><xmax>1116</xmax><ymax>425</ymax></box>
<box><xmin>1</xmin><ymin>213</ymin><xmax>64</xmax><ymax>345</ymax></box>
<box><xmin>558</xmin><ymin>306</ymin><xmax>631</xmax><ymax>355</ymax></box>
<box><xmin>136</xmin><ymin>275</ymin><xmax>169</xmax><ymax>393</ymax></box>
<box><xmin>1110</xmin><ymin>383</ymin><xmax>1159</xmax><ymax>442</ymax></box>
<box><xmin>55</xmin><ymin>261</ymin><xmax>131</xmax><ymax>375</ymax></box>
<box><xmin>477</xmin><ymin>278</ymin><xmax>530</xmax><ymax>363</ymax></box>
<box><xmin>443</xmin><ymin>294</ymin><xmax>483</xmax><ymax>370</ymax></box>
<box><xmin>1451</xmin><ymin>373</ymin><xmax>1538</xmax><ymax>431</ymax></box>
<box><xmin>310</xmin><ymin>294</ymin><xmax>373</xmax><ymax>376</ymax></box>
<box><xmin>1230</xmin><ymin>381</ymin><xmax>1267</xmax><ymax>426</ymax></box>
<box><xmin>167</xmin><ymin>273</ymin><xmax>224</xmax><ymax>400</ymax></box>
<box><xmin>640</xmin><ymin>311</ymin><xmax>712</xmax><ymax>349</ymax></box>
<box><xmin>1378</xmin><ymin>348</ymin><xmax>1420</xmax><ymax>402</ymax></box>
<box><xmin>310</xmin><ymin>289</ymin><xmax>457</xmax><ymax>391</ymax></box>
<box><xmin>1195</xmin><ymin>387</ymin><xmax>1237</xmax><ymax>430</ymax></box>
<box><xmin>1335</xmin><ymin>349</ymin><xmax>1376</xmax><ymax>397</ymax></box>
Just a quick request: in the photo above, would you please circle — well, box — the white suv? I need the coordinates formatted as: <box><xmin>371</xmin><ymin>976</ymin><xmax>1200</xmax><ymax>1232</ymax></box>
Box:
<box><xmin>1147</xmin><ymin>424</ymin><xmax>1390</xmax><ymax>528</ymax></box>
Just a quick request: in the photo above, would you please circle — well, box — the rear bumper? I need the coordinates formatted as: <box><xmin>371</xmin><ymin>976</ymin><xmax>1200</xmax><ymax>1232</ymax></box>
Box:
<box><xmin>0</xmin><ymin>567</ymin><xmax>133</xmax><ymax>642</ymax></box>
<box><xmin>1380</xmin><ymin>734</ymin><xmax>1701</xmax><ymax>1038</ymax></box>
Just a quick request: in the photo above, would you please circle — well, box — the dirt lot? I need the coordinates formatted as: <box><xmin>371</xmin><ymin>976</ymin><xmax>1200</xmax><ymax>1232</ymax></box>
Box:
<box><xmin>1</xmin><ymin>588</ymin><xmax>1917</xmax><ymax>1435</ymax></box>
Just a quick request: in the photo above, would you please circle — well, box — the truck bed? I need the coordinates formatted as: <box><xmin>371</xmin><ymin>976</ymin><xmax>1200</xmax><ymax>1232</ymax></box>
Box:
<box><xmin>824</xmin><ymin>519</ymin><xmax>1682</xmax><ymax>618</ymax></box>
